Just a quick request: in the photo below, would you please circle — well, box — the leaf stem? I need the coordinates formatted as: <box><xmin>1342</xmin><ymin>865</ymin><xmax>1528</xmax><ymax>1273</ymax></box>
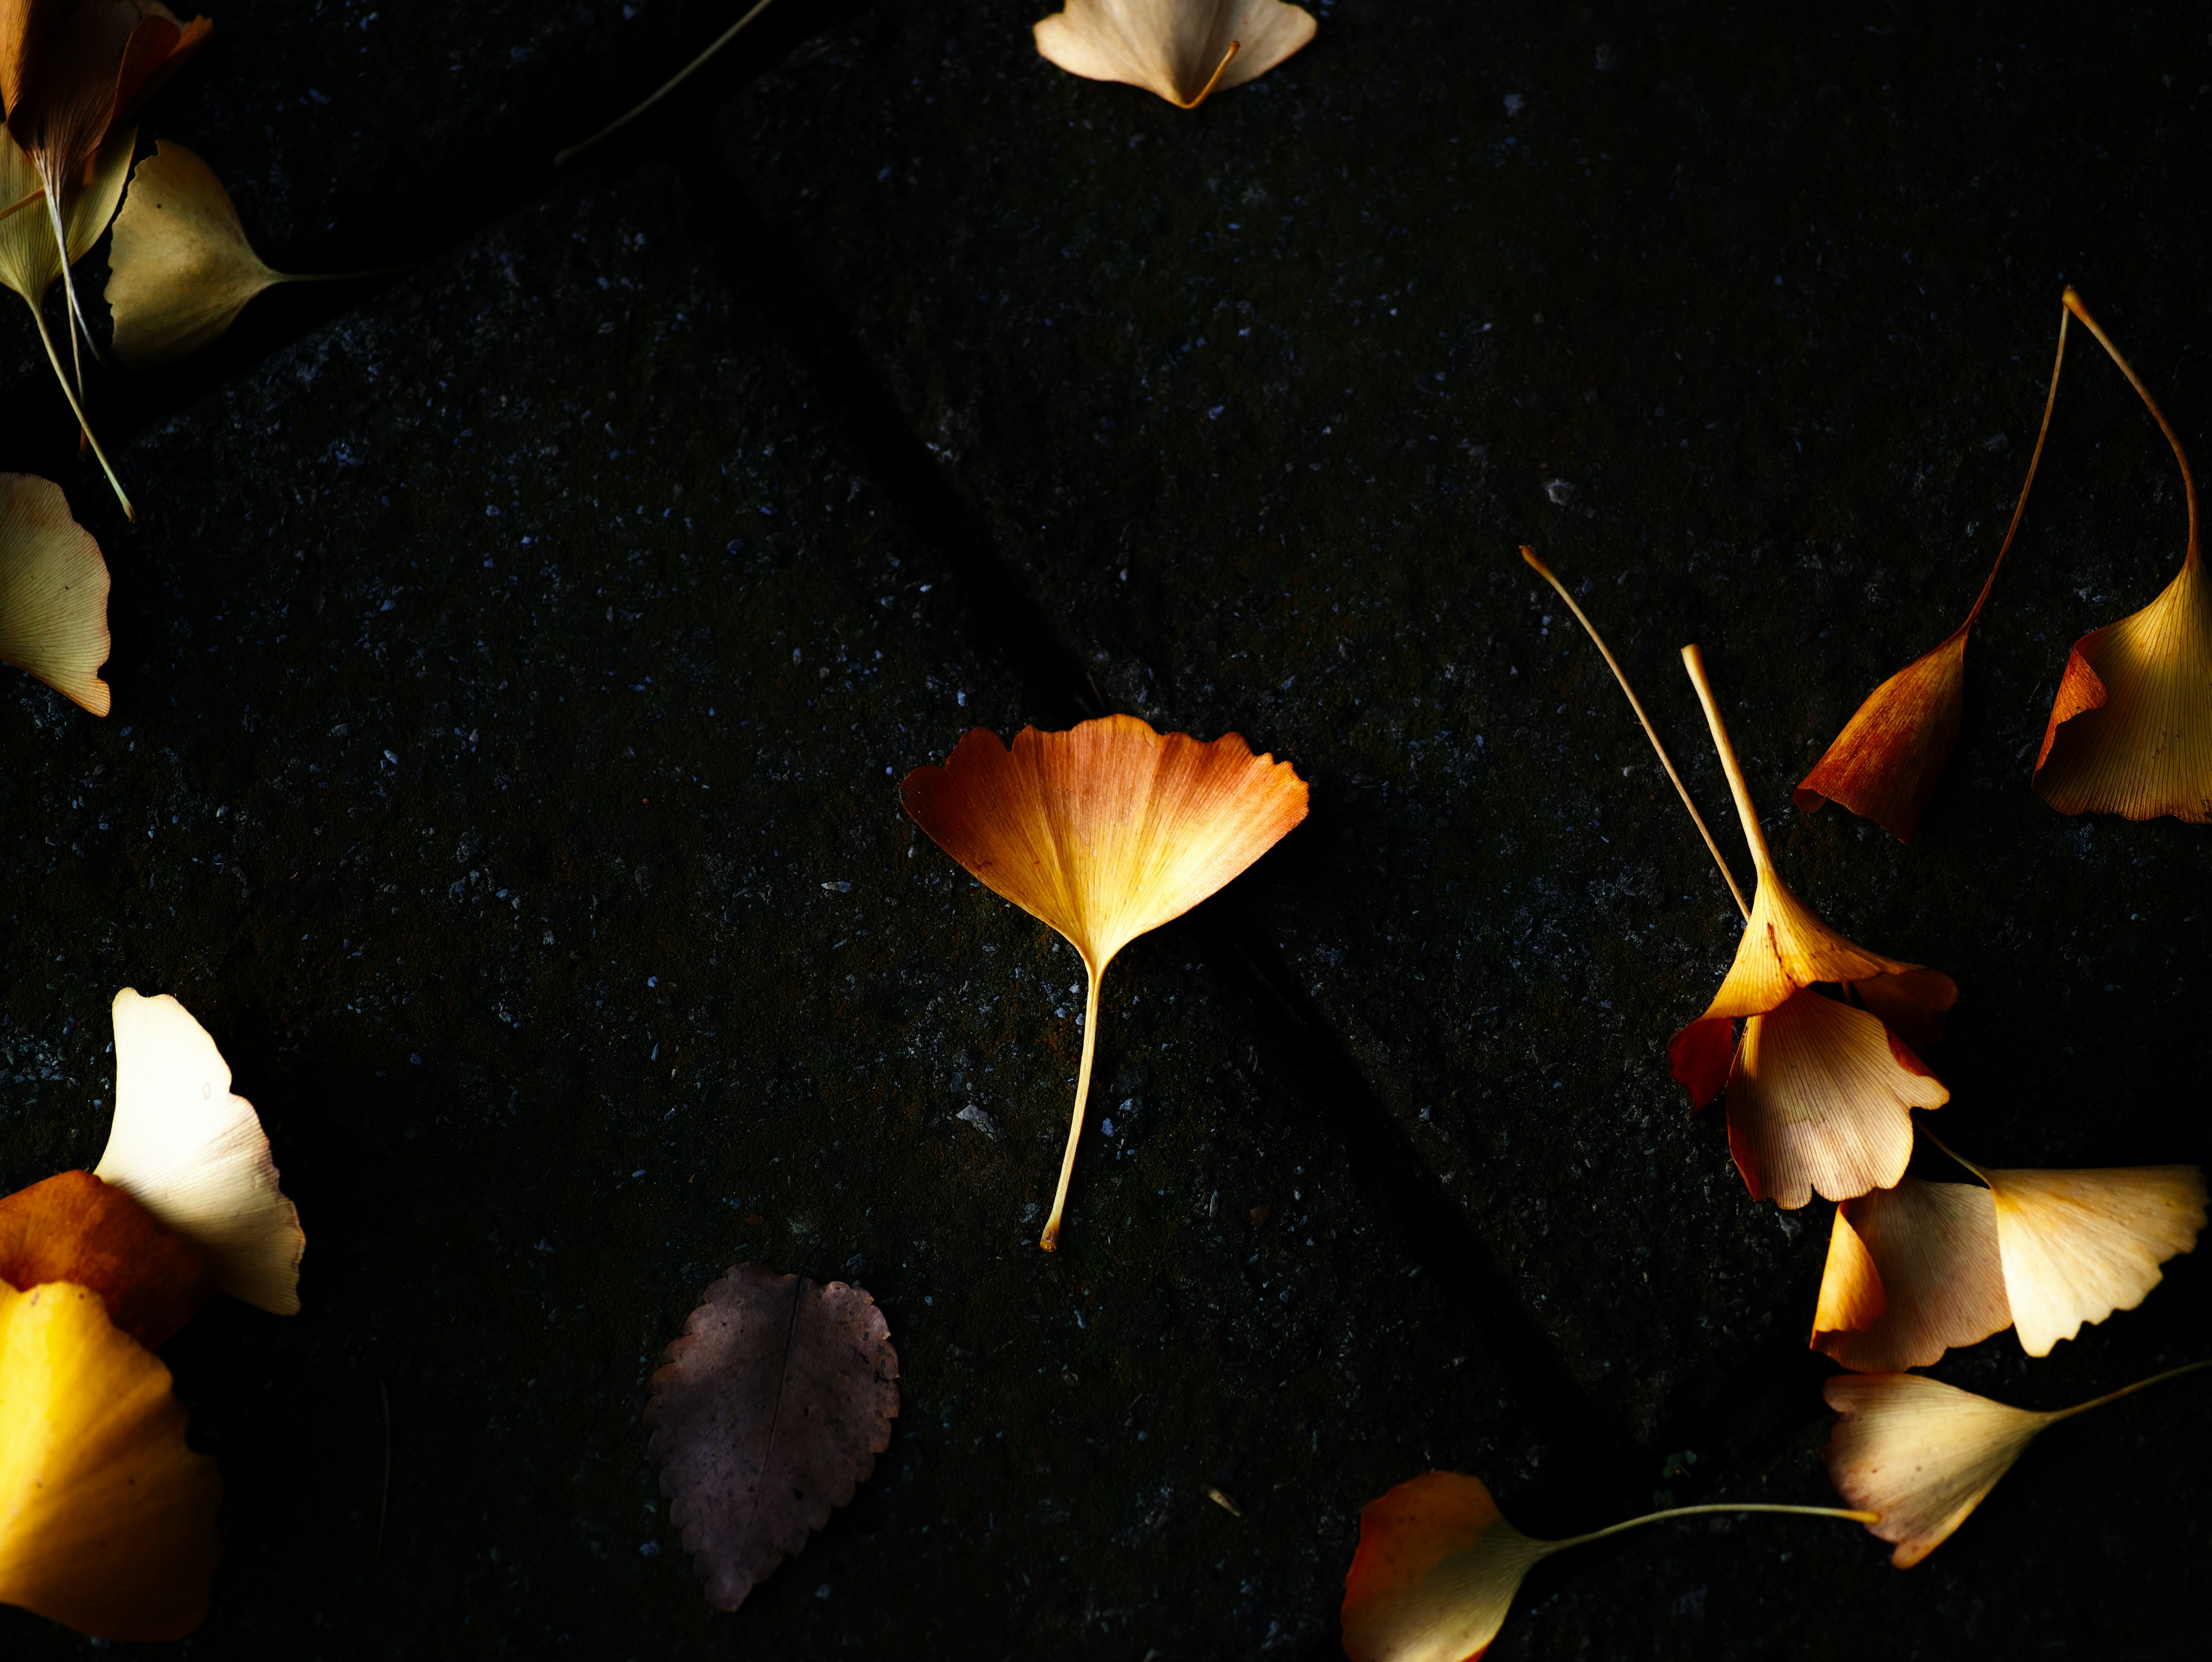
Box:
<box><xmin>555</xmin><ymin>0</ymin><xmax>779</xmax><ymax>166</ymax></box>
<box><xmin>2049</xmin><ymin>1357</ymin><xmax>2212</xmax><ymax>1424</ymax></box>
<box><xmin>1040</xmin><ymin>964</ymin><xmax>1103</xmax><ymax>1252</ymax></box>
<box><xmin>2062</xmin><ymin>287</ymin><xmax>2200</xmax><ymax>575</ymax></box>
<box><xmin>0</xmin><ymin>183</ymin><xmax>43</xmax><ymax>225</ymax></box>
<box><xmin>1552</xmin><ymin>1501</ymin><xmax>1878</xmax><ymax>1553</ymax></box>
<box><xmin>1679</xmin><ymin>645</ymin><xmax>1773</xmax><ymax>874</ymax></box>
<box><xmin>1961</xmin><ymin>303</ymin><xmax>2069</xmax><ymax>630</ymax></box>
<box><xmin>1524</xmin><ymin>548</ymin><xmax>1748</xmax><ymax>918</ymax></box>
<box><xmin>28</xmin><ymin>300</ymin><xmax>133</xmax><ymax>520</ymax></box>
<box><xmin>1179</xmin><ymin>39</ymin><xmax>1242</xmax><ymax>108</ymax></box>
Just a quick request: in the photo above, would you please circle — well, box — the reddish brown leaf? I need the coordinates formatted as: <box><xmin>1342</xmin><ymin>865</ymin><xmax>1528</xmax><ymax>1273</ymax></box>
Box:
<box><xmin>0</xmin><ymin>1169</ymin><xmax>209</xmax><ymax>1347</ymax></box>
<box><xmin>645</xmin><ymin>1264</ymin><xmax>899</xmax><ymax>1611</ymax></box>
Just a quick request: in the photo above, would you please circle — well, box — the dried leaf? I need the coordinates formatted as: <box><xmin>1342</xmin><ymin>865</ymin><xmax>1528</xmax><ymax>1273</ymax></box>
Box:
<box><xmin>0</xmin><ymin>1279</ymin><xmax>221</xmax><ymax>1640</ymax></box>
<box><xmin>0</xmin><ymin>472</ymin><xmax>108</xmax><ymax>714</ymax></box>
<box><xmin>1943</xmin><ymin>1150</ymin><xmax>2206</xmax><ymax>1356</ymax></box>
<box><xmin>1823</xmin><ymin>1361</ymin><xmax>2212</xmax><ymax>1567</ymax></box>
<box><xmin>2032</xmin><ymin>288</ymin><xmax>2212</xmax><ymax>820</ymax></box>
<box><xmin>903</xmin><ymin>714</ymin><xmax>1306</xmax><ymax>1248</ymax></box>
<box><xmin>0</xmin><ymin>1171</ymin><xmax>208</xmax><ymax>1347</ymax></box>
<box><xmin>93</xmin><ymin>990</ymin><xmax>305</xmax><ymax>1315</ymax></box>
<box><xmin>1671</xmin><ymin>647</ymin><xmax>1953</xmax><ymax>1206</ymax></box>
<box><xmin>105</xmin><ymin>139</ymin><xmax>282</xmax><ymax>366</ymax></box>
<box><xmin>1796</xmin><ymin>305</ymin><xmax>2067</xmax><ymax>842</ymax></box>
<box><xmin>1035</xmin><ymin>0</ymin><xmax>1317</xmax><ymax>109</ymax></box>
<box><xmin>1811</xmin><ymin>1177</ymin><xmax>2009</xmax><ymax>1372</ymax></box>
<box><xmin>646</xmin><ymin>1264</ymin><xmax>899</xmax><ymax>1612</ymax></box>
<box><xmin>1341</xmin><ymin>1470</ymin><xmax>1872</xmax><ymax>1661</ymax></box>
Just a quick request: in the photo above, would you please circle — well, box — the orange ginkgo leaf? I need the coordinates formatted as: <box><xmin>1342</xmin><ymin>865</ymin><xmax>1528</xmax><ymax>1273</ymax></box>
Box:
<box><xmin>0</xmin><ymin>0</ymin><xmax>209</xmax><ymax>370</ymax></box>
<box><xmin>1824</xmin><ymin>1361</ymin><xmax>2211</xmax><ymax>1567</ymax></box>
<box><xmin>1340</xmin><ymin>1470</ymin><xmax>1872</xmax><ymax>1662</ymax></box>
<box><xmin>93</xmin><ymin>989</ymin><xmax>305</xmax><ymax>1315</ymax></box>
<box><xmin>1796</xmin><ymin>306</ymin><xmax>2069</xmax><ymax>843</ymax></box>
<box><xmin>1933</xmin><ymin>1139</ymin><xmax>2206</xmax><ymax>1357</ymax></box>
<box><xmin>1674</xmin><ymin>645</ymin><xmax>1954</xmax><ymax>1207</ymax></box>
<box><xmin>1810</xmin><ymin>1177</ymin><xmax>2010</xmax><ymax>1373</ymax></box>
<box><xmin>1035</xmin><ymin>0</ymin><xmax>1317</xmax><ymax>110</ymax></box>
<box><xmin>645</xmin><ymin>1264</ymin><xmax>899</xmax><ymax>1612</ymax></box>
<box><xmin>0</xmin><ymin>472</ymin><xmax>108</xmax><ymax>713</ymax></box>
<box><xmin>2032</xmin><ymin>288</ymin><xmax>2212</xmax><ymax>820</ymax></box>
<box><xmin>0</xmin><ymin>1279</ymin><xmax>221</xmax><ymax>1640</ymax></box>
<box><xmin>903</xmin><ymin>714</ymin><xmax>1306</xmax><ymax>1250</ymax></box>
<box><xmin>0</xmin><ymin>1170</ymin><xmax>209</xmax><ymax>1347</ymax></box>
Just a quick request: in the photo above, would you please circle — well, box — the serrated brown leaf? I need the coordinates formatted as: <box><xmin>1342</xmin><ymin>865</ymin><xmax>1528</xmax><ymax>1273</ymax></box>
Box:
<box><xmin>645</xmin><ymin>1264</ymin><xmax>899</xmax><ymax>1612</ymax></box>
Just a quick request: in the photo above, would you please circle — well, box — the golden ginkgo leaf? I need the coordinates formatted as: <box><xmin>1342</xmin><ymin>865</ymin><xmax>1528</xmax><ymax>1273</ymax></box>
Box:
<box><xmin>1340</xmin><ymin>1470</ymin><xmax>1872</xmax><ymax>1661</ymax></box>
<box><xmin>0</xmin><ymin>472</ymin><xmax>109</xmax><ymax>714</ymax></box>
<box><xmin>1810</xmin><ymin>1177</ymin><xmax>2010</xmax><ymax>1373</ymax></box>
<box><xmin>1824</xmin><ymin>1361</ymin><xmax>2211</xmax><ymax>1567</ymax></box>
<box><xmin>1941</xmin><ymin>1149</ymin><xmax>2206</xmax><ymax>1357</ymax></box>
<box><xmin>108</xmin><ymin>141</ymin><xmax>321</xmax><ymax>367</ymax></box>
<box><xmin>93</xmin><ymin>990</ymin><xmax>306</xmax><ymax>1315</ymax></box>
<box><xmin>0</xmin><ymin>1279</ymin><xmax>221</xmax><ymax>1640</ymax></box>
<box><xmin>2032</xmin><ymin>288</ymin><xmax>2212</xmax><ymax>821</ymax></box>
<box><xmin>903</xmin><ymin>715</ymin><xmax>1306</xmax><ymax>1249</ymax></box>
<box><xmin>1035</xmin><ymin>0</ymin><xmax>1317</xmax><ymax>109</ymax></box>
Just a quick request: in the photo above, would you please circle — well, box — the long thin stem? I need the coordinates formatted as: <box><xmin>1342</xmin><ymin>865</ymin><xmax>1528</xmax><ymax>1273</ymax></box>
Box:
<box><xmin>1680</xmin><ymin>645</ymin><xmax>1774</xmax><ymax>874</ymax></box>
<box><xmin>1040</xmin><ymin>965</ymin><xmax>1103</xmax><ymax>1252</ymax></box>
<box><xmin>0</xmin><ymin>183</ymin><xmax>43</xmax><ymax>225</ymax></box>
<box><xmin>2062</xmin><ymin>286</ymin><xmax>2200</xmax><ymax>574</ymax></box>
<box><xmin>1923</xmin><ymin>1130</ymin><xmax>1984</xmax><ymax>1183</ymax></box>
<box><xmin>1179</xmin><ymin>40</ymin><xmax>1243</xmax><ymax>108</ymax></box>
<box><xmin>1961</xmin><ymin>304</ymin><xmax>2070</xmax><ymax>630</ymax></box>
<box><xmin>2049</xmin><ymin>1357</ymin><xmax>2212</xmax><ymax>1423</ymax></box>
<box><xmin>29</xmin><ymin>301</ymin><xmax>132</xmax><ymax>520</ymax></box>
<box><xmin>39</xmin><ymin>173</ymin><xmax>97</xmax><ymax>387</ymax></box>
<box><xmin>1552</xmin><ymin>1501</ymin><xmax>1877</xmax><ymax>1553</ymax></box>
<box><xmin>276</xmin><ymin>263</ymin><xmax>418</xmax><ymax>286</ymax></box>
<box><xmin>554</xmin><ymin>0</ymin><xmax>778</xmax><ymax>167</ymax></box>
<box><xmin>1525</xmin><ymin>548</ymin><xmax>1749</xmax><ymax>918</ymax></box>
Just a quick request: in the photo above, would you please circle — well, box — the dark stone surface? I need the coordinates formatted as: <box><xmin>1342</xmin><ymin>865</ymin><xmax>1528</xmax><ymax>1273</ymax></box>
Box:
<box><xmin>1</xmin><ymin>0</ymin><xmax>2208</xmax><ymax>1655</ymax></box>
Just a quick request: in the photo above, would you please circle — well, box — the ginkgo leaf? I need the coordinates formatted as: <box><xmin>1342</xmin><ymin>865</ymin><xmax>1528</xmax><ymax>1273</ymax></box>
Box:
<box><xmin>903</xmin><ymin>715</ymin><xmax>1306</xmax><ymax>1248</ymax></box>
<box><xmin>0</xmin><ymin>1171</ymin><xmax>208</xmax><ymax>1347</ymax></box>
<box><xmin>1724</xmin><ymin>990</ymin><xmax>1947</xmax><ymax>1209</ymax></box>
<box><xmin>0</xmin><ymin>123</ymin><xmax>137</xmax><ymax>516</ymax></box>
<box><xmin>1035</xmin><ymin>0</ymin><xmax>1317</xmax><ymax>109</ymax></box>
<box><xmin>1811</xmin><ymin>1177</ymin><xmax>2009</xmax><ymax>1372</ymax></box>
<box><xmin>0</xmin><ymin>472</ymin><xmax>108</xmax><ymax>714</ymax></box>
<box><xmin>2033</xmin><ymin>288</ymin><xmax>2212</xmax><ymax>820</ymax></box>
<box><xmin>1796</xmin><ymin>306</ymin><xmax>2068</xmax><ymax>842</ymax></box>
<box><xmin>107</xmin><ymin>141</ymin><xmax>388</xmax><ymax>368</ymax></box>
<box><xmin>0</xmin><ymin>1279</ymin><xmax>221</xmax><ymax>1640</ymax></box>
<box><xmin>93</xmin><ymin>989</ymin><xmax>305</xmax><ymax>1315</ymax></box>
<box><xmin>645</xmin><ymin>1264</ymin><xmax>899</xmax><ymax>1612</ymax></box>
<box><xmin>1942</xmin><ymin>1152</ymin><xmax>2207</xmax><ymax>1357</ymax></box>
<box><xmin>1823</xmin><ymin>1361</ymin><xmax>2211</xmax><ymax>1567</ymax></box>
<box><xmin>1340</xmin><ymin>1470</ymin><xmax>1872</xmax><ymax>1661</ymax></box>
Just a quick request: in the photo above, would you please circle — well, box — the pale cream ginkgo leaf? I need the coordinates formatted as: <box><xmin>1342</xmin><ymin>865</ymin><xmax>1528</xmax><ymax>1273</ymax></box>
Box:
<box><xmin>93</xmin><ymin>990</ymin><xmax>304</xmax><ymax>1315</ymax></box>
<box><xmin>1035</xmin><ymin>0</ymin><xmax>1316</xmax><ymax>108</ymax></box>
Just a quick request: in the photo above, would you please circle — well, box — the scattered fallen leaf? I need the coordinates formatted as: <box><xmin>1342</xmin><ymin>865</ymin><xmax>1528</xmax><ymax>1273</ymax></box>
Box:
<box><xmin>1206</xmin><ymin>1485</ymin><xmax>1243</xmax><ymax>1516</ymax></box>
<box><xmin>903</xmin><ymin>715</ymin><xmax>1306</xmax><ymax>1249</ymax></box>
<box><xmin>2032</xmin><ymin>287</ymin><xmax>2212</xmax><ymax>820</ymax></box>
<box><xmin>1811</xmin><ymin>1176</ymin><xmax>2009</xmax><ymax>1372</ymax></box>
<box><xmin>92</xmin><ymin>990</ymin><xmax>305</xmax><ymax>1315</ymax></box>
<box><xmin>0</xmin><ymin>123</ymin><xmax>136</xmax><ymax>516</ymax></box>
<box><xmin>1340</xmin><ymin>1470</ymin><xmax>1871</xmax><ymax>1661</ymax></box>
<box><xmin>1035</xmin><ymin>0</ymin><xmax>1317</xmax><ymax>108</ymax></box>
<box><xmin>0</xmin><ymin>1279</ymin><xmax>221</xmax><ymax>1640</ymax></box>
<box><xmin>0</xmin><ymin>1171</ymin><xmax>208</xmax><ymax>1347</ymax></box>
<box><xmin>1795</xmin><ymin>307</ymin><xmax>2068</xmax><ymax>842</ymax></box>
<box><xmin>1673</xmin><ymin>645</ymin><xmax>1954</xmax><ymax>1207</ymax></box>
<box><xmin>0</xmin><ymin>472</ymin><xmax>108</xmax><ymax>713</ymax></box>
<box><xmin>1936</xmin><ymin>1141</ymin><xmax>2206</xmax><ymax>1356</ymax></box>
<box><xmin>1823</xmin><ymin>1360</ymin><xmax>2211</xmax><ymax>1566</ymax></box>
<box><xmin>645</xmin><ymin>1264</ymin><xmax>899</xmax><ymax>1612</ymax></box>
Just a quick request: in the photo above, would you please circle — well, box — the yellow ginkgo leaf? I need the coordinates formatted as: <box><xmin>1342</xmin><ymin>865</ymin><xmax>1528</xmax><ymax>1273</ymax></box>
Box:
<box><xmin>903</xmin><ymin>715</ymin><xmax>1307</xmax><ymax>1249</ymax></box>
<box><xmin>0</xmin><ymin>1279</ymin><xmax>221</xmax><ymax>1640</ymax></box>
<box><xmin>0</xmin><ymin>473</ymin><xmax>109</xmax><ymax>714</ymax></box>
<box><xmin>107</xmin><ymin>140</ymin><xmax>304</xmax><ymax>367</ymax></box>
<box><xmin>94</xmin><ymin>989</ymin><xmax>305</xmax><ymax>1315</ymax></box>
<box><xmin>1035</xmin><ymin>0</ymin><xmax>1317</xmax><ymax>109</ymax></box>
<box><xmin>1810</xmin><ymin>1177</ymin><xmax>2010</xmax><ymax>1373</ymax></box>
